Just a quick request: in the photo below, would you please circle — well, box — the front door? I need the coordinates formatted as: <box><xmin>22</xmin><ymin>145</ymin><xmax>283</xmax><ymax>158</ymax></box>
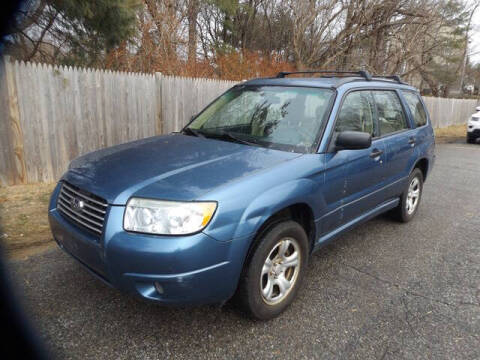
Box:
<box><xmin>341</xmin><ymin>138</ymin><xmax>387</xmax><ymax>224</ymax></box>
<box><xmin>321</xmin><ymin>90</ymin><xmax>389</xmax><ymax>231</ymax></box>
<box><xmin>333</xmin><ymin>90</ymin><xmax>389</xmax><ymax>224</ymax></box>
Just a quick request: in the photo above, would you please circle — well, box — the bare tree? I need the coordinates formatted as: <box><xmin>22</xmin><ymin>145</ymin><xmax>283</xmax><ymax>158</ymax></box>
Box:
<box><xmin>6</xmin><ymin>0</ymin><xmax>473</xmax><ymax>91</ymax></box>
<box><xmin>186</xmin><ymin>0</ymin><xmax>199</xmax><ymax>64</ymax></box>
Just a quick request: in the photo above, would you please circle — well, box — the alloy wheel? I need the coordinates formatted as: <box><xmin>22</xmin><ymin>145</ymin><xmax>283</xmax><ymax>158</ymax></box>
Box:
<box><xmin>406</xmin><ymin>177</ymin><xmax>421</xmax><ymax>215</ymax></box>
<box><xmin>260</xmin><ymin>237</ymin><xmax>301</xmax><ymax>305</ymax></box>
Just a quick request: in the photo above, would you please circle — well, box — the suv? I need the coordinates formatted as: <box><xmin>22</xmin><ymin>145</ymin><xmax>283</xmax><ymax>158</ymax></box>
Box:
<box><xmin>467</xmin><ymin>105</ymin><xmax>480</xmax><ymax>143</ymax></box>
<box><xmin>49</xmin><ymin>70</ymin><xmax>435</xmax><ymax>319</ymax></box>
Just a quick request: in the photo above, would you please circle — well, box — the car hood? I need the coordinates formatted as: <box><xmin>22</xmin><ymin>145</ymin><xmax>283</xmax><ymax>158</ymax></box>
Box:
<box><xmin>64</xmin><ymin>134</ymin><xmax>301</xmax><ymax>204</ymax></box>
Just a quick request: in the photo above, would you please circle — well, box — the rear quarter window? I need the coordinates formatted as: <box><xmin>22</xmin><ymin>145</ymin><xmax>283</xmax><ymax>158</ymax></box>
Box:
<box><xmin>402</xmin><ymin>91</ymin><xmax>428</xmax><ymax>127</ymax></box>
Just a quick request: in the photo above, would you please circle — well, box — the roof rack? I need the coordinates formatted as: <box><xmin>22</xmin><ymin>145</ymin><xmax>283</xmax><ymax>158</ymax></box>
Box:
<box><xmin>275</xmin><ymin>70</ymin><xmax>405</xmax><ymax>84</ymax></box>
<box><xmin>276</xmin><ymin>70</ymin><xmax>372</xmax><ymax>81</ymax></box>
<box><xmin>371</xmin><ymin>75</ymin><xmax>405</xmax><ymax>84</ymax></box>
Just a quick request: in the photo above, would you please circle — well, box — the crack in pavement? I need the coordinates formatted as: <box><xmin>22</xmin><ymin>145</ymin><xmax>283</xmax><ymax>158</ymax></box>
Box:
<box><xmin>342</xmin><ymin>263</ymin><xmax>480</xmax><ymax>309</ymax></box>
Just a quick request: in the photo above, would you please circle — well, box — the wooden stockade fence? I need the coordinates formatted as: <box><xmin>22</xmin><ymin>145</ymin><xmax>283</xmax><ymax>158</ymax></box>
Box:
<box><xmin>0</xmin><ymin>57</ymin><xmax>478</xmax><ymax>185</ymax></box>
<box><xmin>422</xmin><ymin>97</ymin><xmax>479</xmax><ymax>129</ymax></box>
<box><xmin>0</xmin><ymin>58</ymin><xmax>235</xmax><ymax>185</ymax></box>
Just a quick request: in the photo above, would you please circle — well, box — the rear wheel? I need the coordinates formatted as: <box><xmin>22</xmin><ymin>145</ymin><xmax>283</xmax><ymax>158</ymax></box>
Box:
<box><xmin>236</xmin><ymin>220</ymin><xmax>309</xmax><ymax>320</ymax></box>
<box><xmin>392</xmin><ymin>168</ymin><xmax>423</xmax><ymax>222</ymax></box>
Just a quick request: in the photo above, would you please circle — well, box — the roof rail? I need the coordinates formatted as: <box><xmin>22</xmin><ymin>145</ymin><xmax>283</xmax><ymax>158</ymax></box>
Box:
<box><xmin>276</xmin><ymin>70</ymin><xmax>372</xmax><ymax>81</ymax></box>
<box><xmin>275</xmin><ymin>70</ymin><xmax>406</xmax><ymax>84</ymax></box>
<box><xmin>371</xmin><ymin>74</ymin><xmax>405</xmax><ymax>84</ymax></box>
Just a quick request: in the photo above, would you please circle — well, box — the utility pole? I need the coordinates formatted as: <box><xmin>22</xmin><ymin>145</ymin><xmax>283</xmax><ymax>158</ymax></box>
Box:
<box><xmin>459</xmin><ymin>2</ymin><xmax>480</xmax><ymax>94</ymax></box>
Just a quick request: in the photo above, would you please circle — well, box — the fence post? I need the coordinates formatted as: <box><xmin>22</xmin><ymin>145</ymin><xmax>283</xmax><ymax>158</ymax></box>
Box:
<box><xmin>2</xmin><ymin>56</ymin><xmax>27</xmax><ymax>184</ymax></box>
<box><xmin>0</xmin><ymin>58</ymin><xmax>13</xmax><ymax>185</ymax></box>
<box><xmin>155</xmin><ymin>72</ymin><xmax>163</xmax><ymax>135</ymax></box>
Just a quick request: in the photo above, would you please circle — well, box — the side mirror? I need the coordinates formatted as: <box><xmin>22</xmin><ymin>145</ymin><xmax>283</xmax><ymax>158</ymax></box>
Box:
<box><xmin>476</xmin><ymin>106</ymin><xmax>480</xmax><ymax>112</ymax></box>
<box><xmin>335</xmin><ymin>131</ymin><xmax>372</xmax><ymax>150</ymax></box>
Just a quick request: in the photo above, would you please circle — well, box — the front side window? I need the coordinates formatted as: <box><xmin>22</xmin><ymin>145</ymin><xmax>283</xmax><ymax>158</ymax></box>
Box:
<box><xmin>188</xmin><ymin>86</ymin><xmax>334</xmax><ymax>152</ymax></box>
<box><xmin>335</xmin><ymin>91</ymin><xmax>374</xmax><ymax>136</ymax></box>
<box><xmin>372</xmin><ymin>90</ymin><xmax>408</xmax><ymax>136</ymax></box>
<box><xmin>402</xmin><ymin>91</ymin><xmax>427</xmax><ymax>127</ymax></box>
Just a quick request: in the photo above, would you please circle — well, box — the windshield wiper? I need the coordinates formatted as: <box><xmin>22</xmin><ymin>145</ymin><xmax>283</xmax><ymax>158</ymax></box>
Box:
<box><xmin>182</xmin><ymin>127</ymin><xmax>205</xmax><ymax>138</ymax></box>
<box><xmin>209</xmin><ymin>131</ymin><xmax>259</xmax><ymax>146</ymax></box>
<box><xmin>185</xmin><ymin>127</ymin><xmax>259</xmax><ymax>146</ymax></box>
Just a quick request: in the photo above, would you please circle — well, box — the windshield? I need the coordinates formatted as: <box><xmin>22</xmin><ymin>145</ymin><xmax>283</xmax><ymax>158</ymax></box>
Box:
<box><xmin>187</xmin><ymin>86</ymin><xmax>334</xmax><ymax>153</ymax></box>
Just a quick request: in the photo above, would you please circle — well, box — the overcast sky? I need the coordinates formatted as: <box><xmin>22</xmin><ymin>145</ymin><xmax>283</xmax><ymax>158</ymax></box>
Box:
<box><xmin>470</xmin><ymin>4</ymin><xmax>480</xmax><ymax>64</ymax></box>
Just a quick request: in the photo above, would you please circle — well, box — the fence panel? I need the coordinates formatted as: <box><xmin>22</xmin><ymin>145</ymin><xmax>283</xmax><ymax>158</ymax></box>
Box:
<box><xmin>1</xmin><ymin>58</ymin><xmax>479</xmax><ymax>186</ymax></box>
<box><xmin>423</xmin><ymin>96</ymin><xmax>479</xmax><ymax>128</ymax></box>
<box><xmin>160</xmin><ymin>76</ymin><xmax>236</xmax><ymax>133</ymax></box>
<box><xmin>2</xmin><ymin>61</ymin><xmax>162</xmax><ymax>184</ymax></box>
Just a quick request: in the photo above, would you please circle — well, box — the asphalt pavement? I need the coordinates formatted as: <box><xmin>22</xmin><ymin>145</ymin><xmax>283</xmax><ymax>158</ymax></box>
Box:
<box><xmin>7</xmin><ymin>143</ymin><xmax>480</xmax><ymax>359</ymax></box>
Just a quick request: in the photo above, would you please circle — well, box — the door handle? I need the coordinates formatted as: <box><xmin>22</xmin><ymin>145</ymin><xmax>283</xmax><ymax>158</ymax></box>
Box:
<box><xmin>369</xmin><ymin>149</ymin><xmax>384</xmax><ymax>158</ymax></box>
<box><xmin>408</xmin><ymin>137</ymin><xmax>416</xmax><ymax>146</ymax></box>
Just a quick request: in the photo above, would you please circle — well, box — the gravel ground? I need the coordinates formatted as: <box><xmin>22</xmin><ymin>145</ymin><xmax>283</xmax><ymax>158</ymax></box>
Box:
<box><xmin>6</xmin><ymin>143</ymin><xmax>480</xmax><ymax>359</ymax></box>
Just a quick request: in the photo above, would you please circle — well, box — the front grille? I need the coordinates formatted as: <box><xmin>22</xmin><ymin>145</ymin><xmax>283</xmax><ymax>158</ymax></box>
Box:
<box><xmin>57</xmin><ymin>182</ymin><xmax>107</xmax><ymax>235</ymax></box>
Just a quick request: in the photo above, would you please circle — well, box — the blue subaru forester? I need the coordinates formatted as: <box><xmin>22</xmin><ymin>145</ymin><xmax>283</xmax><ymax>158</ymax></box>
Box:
<box><xmin>49</xmin><ymin>71</ymin><xmax>435</xmax><ymax>319</ymax></box>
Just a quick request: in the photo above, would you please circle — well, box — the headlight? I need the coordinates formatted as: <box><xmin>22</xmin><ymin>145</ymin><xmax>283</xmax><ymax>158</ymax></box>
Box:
<box><xmin>124</xmin><ymin>198</ymin><xmax>217</xmax><ymax>235</ymax></box>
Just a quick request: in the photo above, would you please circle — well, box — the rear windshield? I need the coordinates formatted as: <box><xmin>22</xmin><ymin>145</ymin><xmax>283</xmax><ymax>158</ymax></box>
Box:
<box><xmin>188</xmin><ymin>85</ymin><xmax>334</xmax><ymax>153</ymax></box>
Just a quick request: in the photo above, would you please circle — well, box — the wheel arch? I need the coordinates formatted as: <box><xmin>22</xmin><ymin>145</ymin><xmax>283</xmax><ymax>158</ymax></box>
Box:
<box><xmin>232</xmin><ymin>177</ymin><xmax>322</xmax><ymax>240</ymax></box>
<box><xmin>413</xmin><ymin>157</ymin><xmax>429</xmax><ymax>181</ymax></box>
<box><xmin>240</xmin><ymin>202</ymin><xmax>316</xmax><ymax>277</ymax></box>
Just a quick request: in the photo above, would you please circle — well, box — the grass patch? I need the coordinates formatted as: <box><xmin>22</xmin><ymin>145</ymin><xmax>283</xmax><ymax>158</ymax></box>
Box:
<box><xmin>0</xmin><ymin>183</ymin><xmax>57</xmax><ymax>260</ymax></box>
<box><xmin>434</xmin><ymin>124</ymin><xmax>466</xmax><ymax>142</ymax></box>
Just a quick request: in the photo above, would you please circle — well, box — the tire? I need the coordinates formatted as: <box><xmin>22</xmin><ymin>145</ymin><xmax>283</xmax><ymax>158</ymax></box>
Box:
<box><xmin>467</xmin><ymin>135</ymin><xmax>474</xmax><ymax>144</ymax></box>
<box><xmin>236</xmin><ymin>220</ymin><xmax>309</xmax><ymax>320</ymax></box>
<box><xmin>392</xmin><ymin>168</ymin><xmax>423</xmax><ymax>223</ymax></box>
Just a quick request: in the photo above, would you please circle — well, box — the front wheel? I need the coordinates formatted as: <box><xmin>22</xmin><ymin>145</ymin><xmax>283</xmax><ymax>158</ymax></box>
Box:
<box><xmin>392</xmin><ymin>168</ymin><xmax>423</xmax><ymax>222</ymax></box>
<box><xmin>236</xmin><ymin>220</ymin><xmax>309</xmax><ymax>320</ymax></box>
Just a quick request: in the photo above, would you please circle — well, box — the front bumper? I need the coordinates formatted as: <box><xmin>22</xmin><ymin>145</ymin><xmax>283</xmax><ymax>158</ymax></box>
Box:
<box><xmin>467</xmin><ymin>118</ymin><xmax>480</xmax><ymax>136</ymax></box>
<box><xmin>48</xmin><ymin>185</ymin><xmax>251</xmax><ymax>305</ymax></box>
<box><xmin>467</xmin><ymin>128</ymin><xmax>480</xmax><ymax>138</ymax></box>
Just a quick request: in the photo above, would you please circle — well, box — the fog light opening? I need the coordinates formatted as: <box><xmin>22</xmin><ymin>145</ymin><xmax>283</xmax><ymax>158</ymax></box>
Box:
<box><xmin>154</xmin><ymin>282</ymin><xmax>164</xmax><ymax>295</ymax></box>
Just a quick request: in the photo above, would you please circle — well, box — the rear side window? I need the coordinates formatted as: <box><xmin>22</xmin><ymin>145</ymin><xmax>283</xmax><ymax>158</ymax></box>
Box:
<box><xmin>402</xmin><ymin>91</ymin><xmax>427</xmax><ymax>127</ymax></box>
<box><xmin>372</xmin><ymin>91</ymin><xmax>408</xmax><ymax>136</ymax></box>
<box><xmin>335</xmin><ymin>91</ymin><xmax>374</xmax><ymax>136</ymax></box>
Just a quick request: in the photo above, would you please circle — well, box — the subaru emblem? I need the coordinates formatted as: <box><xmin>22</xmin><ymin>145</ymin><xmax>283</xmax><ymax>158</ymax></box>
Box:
<box><xmin>71</xmin><ymin>198</ymin><xmax>85</xmax><ymax>212</ymax></box>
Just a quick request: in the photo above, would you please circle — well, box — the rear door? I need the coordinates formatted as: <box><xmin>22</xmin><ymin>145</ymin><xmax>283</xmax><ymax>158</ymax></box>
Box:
<box><xmin>371</xmin><ymin>90</ymin><xmax>415</xmax><ymax>195</ymax></box>
<box><xmin>400</xmin><ymin>90</ymin><xmax>432</xmax><ymax>153</ymax></box>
